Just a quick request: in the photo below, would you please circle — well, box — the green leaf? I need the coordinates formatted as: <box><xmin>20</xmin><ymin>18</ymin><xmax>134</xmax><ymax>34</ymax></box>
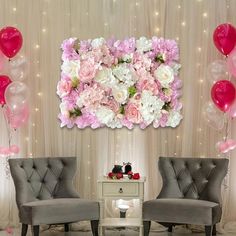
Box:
<box><xmin>71</xmin><ymin>77</ymin><xmax>79</xmax><ymax>88</ymax></box>
<box><xmin>128</xmin><ymin>86</ymin><xmax>136</xmax><ymax>97</ymax></box>
<box><xmin>155</xmin><ymin>54</ymin><xmax>165</xmax><ymax>63</ymax></box>
<box><xmin>119</xmin><ymin>105</ymin><xmax>125</xmax><ymax>114</ymax></box>
<box><xmin>162</xmin><ymin>102</ymin><xmax>171</xmax><ymax>111</ymax></box>
<box><xmin>69</xmin><ymin>108</ymin><xmax>82</xmax><ymax>118</ymax></box>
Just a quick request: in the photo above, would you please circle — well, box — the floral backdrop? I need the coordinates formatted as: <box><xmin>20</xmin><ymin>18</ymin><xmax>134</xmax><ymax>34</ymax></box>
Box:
<box><xmin>57</xmin><ymin>37</ymin><xmax>182</xmax><ymax>129</ymax></box>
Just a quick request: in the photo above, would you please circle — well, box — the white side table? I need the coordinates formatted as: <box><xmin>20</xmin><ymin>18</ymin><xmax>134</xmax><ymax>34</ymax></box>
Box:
<box><xmin>97</xmin><ymin>177</ymin><xmax>146</xmax><ymax>236</ymax></box>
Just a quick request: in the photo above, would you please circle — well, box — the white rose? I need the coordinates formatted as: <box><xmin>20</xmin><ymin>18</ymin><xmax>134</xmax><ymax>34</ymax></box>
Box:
<box><xmin>112</xmin><ymin>64</ymin><xmax>135</xmax><ymax>87</ymax></box>
<box><xmin>136</xmin><ymin>37</ymin><xmax>152</xmax><ymax>53</ymax></box>
<box><xmin>166</xmin><ymin>111</ymin><xmax>183</xmax><ymax>128</ymax></box>
<box><xmin>61</xmin><ymin>60</ymin><xmax>80</xmax><ymax>78</ymax></box>
<box><xmin>154</xmin><ymin>65</ymin><xmax>174</xmax><ymax>88</ymax></box>
<box><xmin>95</xmin><ymin>68</ymin><xmax>117</xmax><ymax>87</ymax></box>
<box><xmin>96</xmin><ymin>107</ymin><xmax>115</xmax><ymax>124</ymax></box>
<box><xmin>112</xmin><ymin>86</ymin><xmax>128</xmax><ymax>104</ymax></box>
<box><xmin>91</xmin><ymin>37</ymin><xmax>105</xmax><ymax>48</ymax></box>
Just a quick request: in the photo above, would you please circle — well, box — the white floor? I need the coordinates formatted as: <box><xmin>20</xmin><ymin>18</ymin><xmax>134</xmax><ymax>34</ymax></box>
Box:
<box><xmin>0</xmin><ymin>229</ymin><xmax>236</xmax><ymax>236</ymax></box>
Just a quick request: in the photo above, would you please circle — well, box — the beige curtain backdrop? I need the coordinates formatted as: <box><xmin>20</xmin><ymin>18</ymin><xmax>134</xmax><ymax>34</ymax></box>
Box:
<box><xmin>0</xmin><ymin>0</ymin><xmax>236</xmax><ymax>232</ymax></box>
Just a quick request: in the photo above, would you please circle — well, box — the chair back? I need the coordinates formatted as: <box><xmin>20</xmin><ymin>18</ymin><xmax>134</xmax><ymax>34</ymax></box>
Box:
<box><xmin>157</xmin><ymin>157</ymin><xmax>228</xmax><ymax>203</ymax></box>
<box><xmin>9</xmin><ymin>157</ymin><xmax>79</xmax><ymax>208</ymax></box>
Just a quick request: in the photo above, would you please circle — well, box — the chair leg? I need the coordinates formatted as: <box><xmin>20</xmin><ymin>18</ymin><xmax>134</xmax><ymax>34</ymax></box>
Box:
<box><xmin>205</xmin><ymin>225</ymin><xmax>213</xmax><ymax>236</ymax></box>
<box><xmin>64</xmin><ymin>223</ymin><xmax>70</xmax><ymax>232</ymax></box>
<box><xmin>143</xmin><ymin>221</ymin><xmax>151</xmax><ymax>236</ymax></box>
<box><xmin>168</xmin><ymin>225</ymin><xmax>173</xmax><ymax>232</ymax></box>
<box><xmin>212</xmin><ymin>224</ymin><xmax>216</xmax><ymax>235</ymax></box>
<box><xmin>32</xmin><ymin>225</ymin><xmax>39</xmax><ymax>236</ymax></box>
<box><xmin>90</xmin><ymin>220</ymin><xmax>99</xmax><ymax>236</ymax></box>
<box><xmin>21</xmin><ymin>224</ymin><xmax>28</xmax><ymax>236</ymax></box>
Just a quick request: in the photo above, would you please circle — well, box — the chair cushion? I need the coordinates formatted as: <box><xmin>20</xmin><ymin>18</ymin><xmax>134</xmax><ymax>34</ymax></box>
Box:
<box><xmin>143</xmin><ymin>198</ymin><xmax>221</xmax><ymax>225</ymax></box>
<box><xmin>20</xmin><ymin>198</ymin><xmax>99</xmax><ymax>225</ymax></box>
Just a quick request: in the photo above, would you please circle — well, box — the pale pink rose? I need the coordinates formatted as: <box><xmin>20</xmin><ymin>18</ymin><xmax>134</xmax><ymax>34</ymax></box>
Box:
<box><xmin>57</xmin><ymin>80</ymin><xmax>72</xmax><ymax>98</ymax></box>
<box><xmin>79</xmin><ymin>58</ymin><xmax>97</xmax><ymax>83</ymax></box>
<box><xmin>125</xmin><ymin>103</ymin><xmax>142</xmax><ymax>124</ymax></box>
<box><xmin>137</xmin><ymin>77</ymin><xmax>160</xmax><ymax>96</ymax></box>
<box><xmin>106</xmin><ymin>99</ymin><xmax>120</xmax><ymax>113</ymax></box>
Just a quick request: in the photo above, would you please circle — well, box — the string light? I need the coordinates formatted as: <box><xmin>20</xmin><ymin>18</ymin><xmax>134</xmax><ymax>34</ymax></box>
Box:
<box><xmin>135</xmin><ymin>2</ymin><xmax>140</xmax><ymax>7</ymax></box>
<box><xmin>25</xmin><ymin>137</ymin><xmax>29</xmax><ymax>142</ymax></box>
<box><xmin>176</xmin><ymin>135</ymin><xmax>180</xmax><ymax>139</ymax></box>
<box><xmin>104</xmin><ymin>22</ymin><xmax>108</xmax><ymax>27</ymax></box>
<box><xmin>154</xmin><ymin>11</ymin><xmax>159</xmax><ymax>16</ymax></box>
<box><xmin>197</xmin><ymin>47</ymin><xmax>202</xmax><ymax>52</ymax></box>
<box><xmin>203</xmin><ymin>12</ymin><xmax>208</xmax><ymax>18</ymax></box>
<box><xmin>155</xmin><ymin>27</ymin><xmax>160</xmax><ymax>33</ymax></box>
<box><xmin>42</xmin><ymin>11</ymin><xmax>47</xmax><ymax>15</ymax></box>
<box><xmin>35</xmin><ymin>108</ymin><xmax>39</xmax><ymax>112</ymax></box>
<box><xmin>12</xmin><ymin>7</ymin><xmax>17</xmax><ymax>12</ymax></box>
<box><xmin>32</xmin><ymin>123</ymin><xmax>35</xmax><ymax>127</ymax></box>
<box><xmin>176</xmin><ymin>36</ymin><xmax>179</xmax><ymax>41</ymax></box>
<box><xmin>199</xmin><ymin>79</ymin><xmax>204</xmax><ymax>83</ymax></box>
<box><xmin>181</xmin><ymin>21</ymin><xmax>186</xmax><ymax>27</ymax></box>
<box><xmin>35</xmin><ymin>44</ymin><xmax>40</xmax><ymax>49</ymax></box>
<box><xmin>88</xmin><ymin>161</ymin><xmax>90</xmax><ymax>165</ymax></box>
<box><xmin>36</xmin><ymin>73</ymin><xmax>40</xmax><ymax>77</ymax></box>
<box><xmin>37</xmin><ymin>92</ymin><xmax>42</xmax><ymax>96</ymax></box>
<box><xmin>35</xmin><ymin>140</ymin><xmax>38</xmax><ymax>143</ymax></box>
<box><xmin>42</xmin><ymin>28</ymin><xmax>46</xmax><ymax>33</ymax></box>
<box><xmin>203</xmin><ymin>29</ymin><xmax>207</xmax><ymax>34</ymax></box>
<box><xmin>178</xmin><ymin>5</ymin><xmax>181</xmax><ymax>9</ymax></box>
<box><xmin>88</xmin><ymin>144</ymin><xmax>90</xmax><ymax>148</ymax></box>
<box><xmin>88</xmin><ymin>176</ymin><xmax>91</xmax><ymax>180</ymax></box>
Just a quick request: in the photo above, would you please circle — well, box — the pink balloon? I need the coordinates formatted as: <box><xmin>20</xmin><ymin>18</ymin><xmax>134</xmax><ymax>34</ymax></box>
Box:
<box><xmin>0</xmin><ymin>75</ymin><xmax>12</xmax><ymax>105</ymax></box>
<box><xmin>227</xmin><ymin>47</ymin><xmax>236</xmax><ymax>77</ymax></box>
<box><xmin>0</xmin><ymin>26</ymin><xmax>23</xmax><ymax>58</ymax></box>
<box><xmin>213</xmin><ymin>23</ymin><xmax>236</xmax><ymax>55</ymax></box>
<box><xmin>211</xmin><ymin>80</ymin><xmax>236</xmax><ymax>112</ymax></box>
<box><xmin>0</xmin><ymin>147</ymin><xmax>10</xmax><ymax>156</ymax></box>
<box><xmin>4</xmin><ymin>104</ymin><xmax>29</xmax><ymax>129</ymax></box>
<box><xmin>9</xmin><ymin>145</ymin><xmax>20</xmax><ymax>154</ymax></box>
<box><xmin>216</xmin><ymin>139</ymin><xmax>236</xmax><ymax>153</ymax></box>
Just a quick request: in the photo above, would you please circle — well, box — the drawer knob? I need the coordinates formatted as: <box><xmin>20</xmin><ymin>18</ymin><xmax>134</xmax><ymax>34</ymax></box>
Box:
<box><xmin>119</xmin><ymin>188</ymin><xmax>123</xmax><ymax>193</ymax></box>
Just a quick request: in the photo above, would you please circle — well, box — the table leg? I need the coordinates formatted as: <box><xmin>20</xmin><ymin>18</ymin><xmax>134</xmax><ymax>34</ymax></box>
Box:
<box><xmin>99</xmin><ymin>199</ymin><xmax>105</xmax><ymax>236</ymax></box>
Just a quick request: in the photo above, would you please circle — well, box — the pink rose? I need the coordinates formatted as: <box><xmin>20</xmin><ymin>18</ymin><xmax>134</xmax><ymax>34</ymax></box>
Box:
<box><xmin>79</xmin><ymin>58</ymin><xmax>97</xmax><ymax>83</ymax></box>
<box><xmin>125</xmin><ymin>103</ymin><xmax>142</xmax><ymax>124</ymax></box>
<box><xmin>137</xmin><ymin>77</ymin><xmax>160</xmax><ymax>96</ymax></box>
<box><xmin>57</xmin><ymin>80</ymin><xmax>72</xmax><ymax>98</ymax></box>
<box><xmin>106</xmin><ymin>99</ymin><xmax>120</xmax><ymax>113</ymax></box>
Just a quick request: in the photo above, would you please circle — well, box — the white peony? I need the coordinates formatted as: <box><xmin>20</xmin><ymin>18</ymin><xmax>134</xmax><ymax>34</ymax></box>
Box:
<box><xmin>140</xmin><ymin>90</ymin><xmax>164</xmax><ymax>124</ymax></box>
<box><xmin>122</xmin><ymin>54</ymin><xmax>133</xmax><ymax>62</ymax></box>
<box><xmin>154</xmin><ymin>64</ymin><xmax>174</xmax><ymax>88</ymax></box>
<box><xmin>91</xmin><ymin>37</ymin><xmax>105</xmax><ymax>48</ymax></box>
<box><xmin>94</xmin><ymin>68</ymin><xmax>117</xmax><ymax>88</ymax></box>
<box><xmin>96</xmin><ymin>107</ymin><xmax>115</xmax><ymax>124</ymax></box>
<box><xmin>61</xmin><ymin>60</ymin><xmax>80</xmax><ymax>78</ymax></box>
<box><xmin>112</xmin><ymin>85</ymin><xmax>128</xmax><ymax>104</ymax></box>
<box><xmin>136</xmin><ymin>37</ymin><xmax>152</xmax><ymax>53</ymax></box>
<box><xmin>112</xmin><ymin>64</ymin><xmax>135</xmax><ymax>87</ymax></box>
<box><xmin>107</xmin><ymin>117</ymin><xmax>123</xmax><ymax>129</ymax></box>
<box><xmin>166</xmin><ymin>111</ymin><xmax>183</xmax><ymax>127</ymax></box>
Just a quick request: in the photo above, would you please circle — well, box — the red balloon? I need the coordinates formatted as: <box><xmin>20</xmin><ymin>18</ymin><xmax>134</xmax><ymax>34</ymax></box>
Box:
<box><xmin>211</xmin><ymin>80</ymin><xmax>236</xmax><ymax>112</ymax></box>
<box><xmin>213</xmin><ymin>23</ymin><xmax>236</xmax><ymax>55</ymax></box>
<box><xmin>0</xmin><ymin>75</ymin><xmax>11</xmax><ymax>105</ymax></box>
<box><xmin>0</xmin><ymin>26</ymin><xmax>23</xmax><ymax>58</ymax></box>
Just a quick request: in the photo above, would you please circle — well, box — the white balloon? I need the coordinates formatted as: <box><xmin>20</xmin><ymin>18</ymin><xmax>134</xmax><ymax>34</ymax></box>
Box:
<box><xmin>207</xmin><ymin>60</ymin><xmax>228</xmax><ymax>84</ymax></box>
<box><xmin>9</xmin><ymin>54</ymin><xmax>29</xmax><ymax>81</ymax></box>
<box><xmin>202</xmin><ymin>101</ymin><xmax>224</xmax><ymax>130</ymax></box>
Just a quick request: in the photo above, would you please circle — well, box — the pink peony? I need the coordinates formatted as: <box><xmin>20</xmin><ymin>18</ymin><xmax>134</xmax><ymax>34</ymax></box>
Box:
<box><xmin>136</xmin><ymin>77</ymin><xmax>160</xmax><ymax>96</ymax></box>
<box><xmin>61</xmin><ymin>38</ymin><xmax>80</xmax><ymax>61</ymax></box>
<box><xmin>79</xmin><ymin>58</ymin><xmax>97</xmax><ymax>83</ymax></box>
<box><xmin>106</xmin><ymin>99</ymin><xmax>120</xmax><ymax>113</ymax></box>
<box><xmin>125</xmin><ymin>103</ymin><xmax>142</xmax><ymax>124</ymax></box>
<box><xmin>57</xmin><ymin>80</ymin><xmax>72</xmax><ymax>98</ymax></box>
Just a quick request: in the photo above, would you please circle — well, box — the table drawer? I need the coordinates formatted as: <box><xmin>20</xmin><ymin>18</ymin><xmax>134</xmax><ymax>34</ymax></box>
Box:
<box><xmin>102</xmin><ymin>182</ymin><xmax>139</xmax><ymax>197</ymax></box>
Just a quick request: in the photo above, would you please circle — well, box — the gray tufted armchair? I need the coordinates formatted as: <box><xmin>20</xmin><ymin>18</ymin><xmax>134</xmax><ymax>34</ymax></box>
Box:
<box><xmin>143</xmin><ymin>157</ymin><xmax>228</xmax><ymax>236</ymax></box>
<box><xmin>9</xmin><ymin>157</ymin><xmax>99</xmax><ymax>236</ymax></box>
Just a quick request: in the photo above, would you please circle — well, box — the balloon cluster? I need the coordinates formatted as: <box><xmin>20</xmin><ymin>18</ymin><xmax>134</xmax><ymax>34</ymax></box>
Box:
<box><xmin>0</xmin><ymin>26</ymin><xmax>30</xmax><ymax>157</ymax></box>
<box><xmin>204</xmin><ymin>23</ymin><xmax>236</xmax><ymax>154</ymax></box>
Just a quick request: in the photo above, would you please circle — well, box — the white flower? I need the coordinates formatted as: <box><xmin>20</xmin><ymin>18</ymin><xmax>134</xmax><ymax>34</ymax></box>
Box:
<box><xmin>61</xmin><ymin>60</ymin><xmax>80</xmax><ymax>78</ymax></box>
<box><xmin>112</xmin><ymin>64</ymin><xmax>135</xmax><ymax>87</ymax></box>
<box><xmin>91</xmin><ymin>37</ymin><xmax>105</xmax><ymax>48</ymax></box>
<box><xmin>136</xmin><ymin>37</ymin><xmax>152</xmax><ymax>53</ymax></box>
<box><xmin>122</xmin><ymin>54</ymin><xmax>133</xmax><ymax>62</ymax></box>
<box><xmin>166</xmin><ymin>111</ymin><xmax>183</xmax><ymax>127</ymax></box>
<box><xmin>96</xmin><ymin>107</ymin><xmax>115</xmax><ymax>124</ymax></box>
<box><xmin>107</xmin><ymin>117</ymin><xmax>123</xmax><ymax>129</ymax></box>
<box><xmin>112</xmin><ymin>85</ymin><xmax>128</xmax><ymax>104</ymax></box>
<box><xmin>94</xmin><ymin>68</ymin><xmax>117</xmax><ymax>88</ymax></box>
<box><xmin>154</xmin><ymin>64</ymin><xmax>174</xmax><ymax>88</ymax></box>
<box><xmin>140</xmin><ymin>91</ymin><xmax>164</xmax><ymax>124</ymax></box>
<box><xmin>60</xmin><ymin>102</ymin><xmax>69</xmax><ymax>117</ymax></box>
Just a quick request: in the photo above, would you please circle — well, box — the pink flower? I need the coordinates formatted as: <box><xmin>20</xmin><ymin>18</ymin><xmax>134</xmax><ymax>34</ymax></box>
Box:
<box><xmin>79</xmin><ymin>58</ymin><xmax>97</xmax><ymax>83</ymax></box>
<box><xmin>125</xmin><ymin>103</ymin><xmax>142</xmax><ymax>124</ymax></box>
<box><xmin>136</xmin><ymin>77</ymin><xmax>160</xmax><ymax>96</ymax></box>
<box><xmin>106</xmin><ymin>99</ymin><xmax>120</xmax><ymax>113</ymax></box>
<box><xmin>57</xmin><ymin>80</ymin><xmax>72</xmax><ymax>98</ymax></box>
<box><xmin>61</xmin><ymin>38</ymin><xmax>80</xmax><ymax>61</ymax></box>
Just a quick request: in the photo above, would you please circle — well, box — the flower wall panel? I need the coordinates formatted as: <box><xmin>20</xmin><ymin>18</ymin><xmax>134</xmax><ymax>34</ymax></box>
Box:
<box><xmin>57</xmin><ymin>37</ymin><xmax>182</xmax><ymax>129</ymax></box>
